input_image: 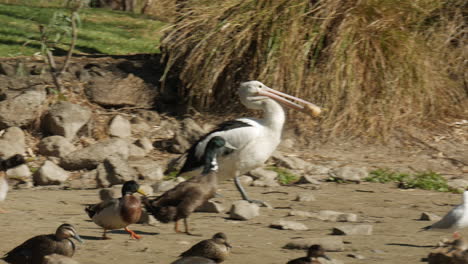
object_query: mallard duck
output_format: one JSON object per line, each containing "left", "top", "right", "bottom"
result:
{"left": 85, "top": 180, "right": 146, "bottom": 239}
{"left": 176, "top": 232, "right": 231, "bottom": 263}
{"left": 143, "top": 136, "right": 235, "bottom": 235}
{"left": 287, "top": 244, "right": 330, "bottom": 264}
{"left": 2, "top": 223, "right": 83, "bottom": 264}
{"left": 0, "top": 154, "right": 26, "bottom": 213}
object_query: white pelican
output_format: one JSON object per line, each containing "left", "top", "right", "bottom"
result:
{"left": 177, "top": 80, "right": 321, "bottom": 204}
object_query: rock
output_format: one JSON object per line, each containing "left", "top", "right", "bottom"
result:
{"left": 134, "top": 137, "right": 153, "bottom": 152}
{"left": 237, "top": 175, "right": 254, "bottom": 186}
{"left": 170, "top": 118, "right": 207, "bottom": 153}
{"left": 33, "top": 161, "right": 70, "bottom": 185}
{"left": 316, "top": 210, "right": 358, "bottom": 222}
{"left": 284, "top": 237, "right": 345, "bottom": 252}
{"left": 420, "top": 212, "right": 441, "bottom": 221}
{"left": 95, "top": 156, "right": 137, "bottom": 187}
{"left": 38, "top": 136, "right": 76, "bottom": 158}
{"left": 307, "top": 164, "right": 332, "bottom": 175}
{"left": 132, "top": 162, "right": 164, "bottom": 181}
{"left": 448, "top": 179, "right": 468, "bottom": 192}
{"left": 6, "top": 164, "right": 32, "bottom": 179}
{"left": 128, "top": 144, "right": 148, "bottom": 159}
{"left": 294, "top": 193, "right": 316, "bottom": 202}
{"left": 288, "top": 210, "right": 315, "bottom": 217}
{"left": 297, "top": 175, "right": 323, "bottom": 185}
{"left": 86, "top": 74, "right": 156, "bottom": 107}
{"left": 43, "top": 254, "right": 80, "bottom": 264}
{"left": 195, "top": 200, "right": 225, "bottom": 213}
{"left": 0, "top": 62, "right": 15, "bottom": 76}
{"left": 43, "top": 102, "right": 92, "bottom": 140}
{"left": 332, "top": 224, "right": 373, "bottom": 235}
{"left": 152, "top": 180, "right": 178, "bottom": 193}
{"left": 271, "top": 152, "right": 311, "bottom": 170}
{"left": 0, "top": 89, "right": 46, "bottom": 129}
{"left": 99, "top": 188, "right": 116, "bottom": 201}
{"left": 229, "top": 200, "right": 260, "bottom": 220}
{"left": 108, "top": 115, "right": 131, "bottom": 138}
{"left": 60, "top": 138, "right": 129, "bottom": 170}
{"left": 270, "top": 219, "right": 309, "bottom": 231}
{"left": 0, "top": 127, "right": 26, "bottom": 157}
{"left": 329, "top": 166, "right": 368, "bottom": 183}
{"left": 249, "top": 168, "right": 278, "bottom": 180}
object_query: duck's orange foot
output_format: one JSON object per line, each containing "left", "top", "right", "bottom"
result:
{"left": 0, "top": 207, "right": 8, "bottom": 213}
{"left": 125, "top": 227, "right": 141, "bottom": 240}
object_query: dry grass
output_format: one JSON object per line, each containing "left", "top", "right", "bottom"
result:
{"left": 159, "top": 0, "right": 467, "bottom": 139}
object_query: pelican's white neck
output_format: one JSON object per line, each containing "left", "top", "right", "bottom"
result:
{"left": 463, "top": 191, "right": 468, "bottom": 205}
{"left": 261, "top": 99, "right": 286, "bottom": 133}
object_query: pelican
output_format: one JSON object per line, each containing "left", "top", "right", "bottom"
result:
{"left": 177, "top": 80, "right": 321, "bottom": 204}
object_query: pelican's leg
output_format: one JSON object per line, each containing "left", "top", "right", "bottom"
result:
{"left": 175, "top": 220, "right": 182, "bottom": 233}
{"left": 124, "top": 227, "right": 141, "bottom": 240}
{"left": 234, "top": 176, "right": 269, "bottom": 207}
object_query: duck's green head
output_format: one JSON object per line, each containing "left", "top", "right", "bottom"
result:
{"left": 202, "top": 137, "right": 236, "bottom": 174}
{"left": 121, "top": 180, "right": 146, "bottom": 196}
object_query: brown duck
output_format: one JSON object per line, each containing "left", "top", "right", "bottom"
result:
{"left": 143, "top": 136, "right": 235, "bottom": 235}
{"left": 174, "top": 232, "right": 232, "bottom": 263}
{"left": 85, "top": 180, "right": 146, "bottom": 239}
{"left": 2, "top": 223, "right": 83, "bottom": 264}
{"left": 287, "top": 244, "right": 330, "bottom": 264}
{"left": 0, "top": 154, "right": 26, "bottom": 213}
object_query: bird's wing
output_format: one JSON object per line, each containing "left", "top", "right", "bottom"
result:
{"left": 179, "top": 118, "right": 261, "bottom": 174}
{"left": 3, "top": 235, "right": 55, "bottom": 262}
{"left": 85, "top": 198, "right": 119, "bottom": 218}
{"left": 180, "top": 240, "right": 210, "bottom": 257}
{"left": 430, "top": 204, "right": 465, "bottom": 229}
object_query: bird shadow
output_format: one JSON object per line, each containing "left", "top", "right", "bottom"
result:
{"left": 386, "top": 243, "right": 434, "bottom": 248}
{"left": 110, "top": 230, "right": 160, "bottom": 236}
{"left": 79, "top": 235, "right": 104, "bottom": 241}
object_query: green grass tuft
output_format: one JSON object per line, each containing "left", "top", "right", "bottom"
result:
{"left": 365, "top": 169, "right": 457, "bottom": 192}
{"left": 267, "top": 166, "right": 299, "bottom": 185}
{"left": 0, "top": 3, "right": 166, "bottom": 56}
{"left": 163, "top": 170, "right": 179, "bottom": 181}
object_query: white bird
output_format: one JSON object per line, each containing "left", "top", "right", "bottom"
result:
{"left": 422, "top": 191, "right": 468, "bottom": 233}
{"left": 0, "top": 154, "right": 26, "bottom": 213}
{"left": 177, "top": 80, "right": 321, "bottom": 204}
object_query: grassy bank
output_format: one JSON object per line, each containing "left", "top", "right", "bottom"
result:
{"left": 0, "top": 2, "right": 166, "bottom": 56}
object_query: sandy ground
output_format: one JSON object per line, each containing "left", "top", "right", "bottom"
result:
{"left": 1, "top": 179, "right": 465, "bottom": 264}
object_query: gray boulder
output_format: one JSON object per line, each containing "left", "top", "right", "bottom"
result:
{"left": 108, "top": 115, "right": 131, "bottom": 138}
{"left": 329, "top": 166, "right": 368, "bottom": 183}
{"left": 229, "top": 200, "right": 260, "bottom": 220}
{"left": 6, "top": 164, "right": 32, "bottom": 179}
{"left": 38, "top": 136, "right": 76, "bottom": 158}
{"left": 132, "top": 161, "right": 164, "bottom": 181}
{"left": 60, "top": 138, "right": 129, "bottom": 170}
{"left": 271, "top": 152, "right": 311, "bottom": 170}
{"left": 294, "top": 193, "right": 316, "bottom": 202}
{"left": 34, "top": 161, "right": 70, "bottom": 185}
{"left": 0, "top": 127, "right": 26, "bottom": 157}
{"left": 0, "top": 89, "right": 46, "bottom": 129}
{"left": 195, "top": 200, "right": 225, "bottom": 213}
{"left": 43, "top": 102, "right": 91, "bottom": 140}
{"left": 270, "top": 219, "right": 309, "bottom": 231}
{"left": 332, "top": 224, "right": 373, "bottom": 235}
{"left": 95, "top": 156, "right": 137, "bottom": 187}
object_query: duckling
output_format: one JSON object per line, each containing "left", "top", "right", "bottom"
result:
{"left": 0, "top": 154, "right": 26, "bottom": 213}
{"left": 171, "top": 256, "right": 216, "bottom": 264}
{"left": 85, "top": 180, "right": 146, "bottom": 240}
{"left": 287, "top": 244, "right": 330, "bottom": 264}
{"left": 2, "top": 223, "right": 83, "bottom": 264}
{"left": 176, "top": 232, "right": 231, "bottom": 263}
{"left": 143, "top": 136, "right": 235, "bottom": 235}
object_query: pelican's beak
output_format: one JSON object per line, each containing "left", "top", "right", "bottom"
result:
{"left": 258, "top": 86, "right": 321, "bottom": 117}
{"left": 73, "top": 234, "right": 84, "bottom": 244}
{"left": 137, "top": 188, "right": 147, "bottom": 196}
